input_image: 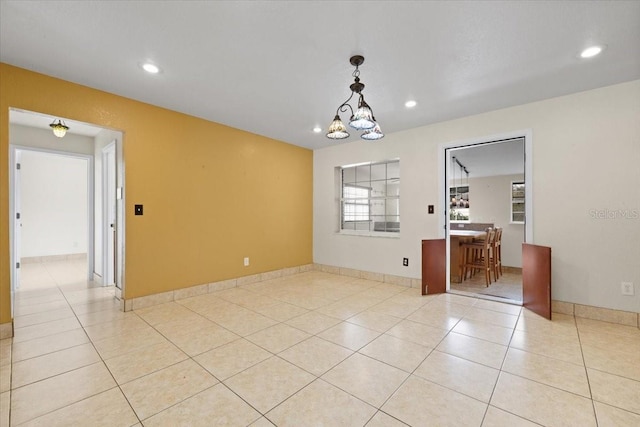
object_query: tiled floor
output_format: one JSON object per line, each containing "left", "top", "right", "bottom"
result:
{"left": 451, "top": 269, "right": 522, "bottom": 302}
{"left": 2, "top": 260, "right": 639, "bottom": 426}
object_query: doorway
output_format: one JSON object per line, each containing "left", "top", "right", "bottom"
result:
{"left": 439, "top": 131, "right": 533, "bottom": 304}
{"left": 8, "top": 109, "right": 125, "bottom": 313}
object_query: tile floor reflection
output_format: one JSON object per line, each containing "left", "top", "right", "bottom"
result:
{"left": 2, "top": 260, "right": 639, "bottom": 426}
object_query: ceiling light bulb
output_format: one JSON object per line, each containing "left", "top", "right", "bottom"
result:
{"left": 580, "top": 46, "right": 603, "bottom": 58}
{"left": 405, "top": 100, "right": 417, "bottom": 108}
{"left": 142, "top": 63, "right": 160, "bottom": 73}
{"left": 313, "top": 126, "right": 322, "bottom": 133}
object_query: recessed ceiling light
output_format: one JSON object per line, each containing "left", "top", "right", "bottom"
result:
{"left": 405, "top": 100, "right": 417, "bottom": 108}
{"left": 142, "top": 63, "right": 160, "bottom": 74}
{"left": 580, "top": 45, "right": 604, "bottom": 59}
{"left": 313, "top": 126, "right": 322, "bottom": 133}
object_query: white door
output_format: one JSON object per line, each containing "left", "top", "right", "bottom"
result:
{"left": 103, "top": 142, "right": 117, "bottom": 287}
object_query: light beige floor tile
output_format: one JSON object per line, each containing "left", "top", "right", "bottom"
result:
{"left": 491, "top": 372, "right": 597, "bottom": 426}
{"left": 134, "top": 302, "right": 198, "bottom": 326}
{"left": 365, "top": 411, "right": 407, "bottom": 427}
{"left": 10, "top": 300, "right": 79, "bottom": 319}
{"left": 576, "top": 317, "right": 640, "bottom": 339}
{"left": 13, "top": 307, "right": 75, "bottom": 328}
{"left": 347, "top": 310, "right": 402, "bottom": 333}
{"left": 316, "top": 300, "right": 366, "bottom": 320}
{"left": 121, "top": 359, "right": 218, "bottom": 420}
{"left": 516, "top": 311, "right": 577, "bottom": 336}
{"left": 266, "top": 379, "right": 377, "bottom": 426}
{"left": 578, "top": 327, "right": 640, "bottom": 355}
{"left": 250, "top": 416, "right": 276, "bottom": 426}
{"left": 369, "top": 300, "right": 419, "bottom": 318}
{"left": 318, "top": 322, "right": 380, "bottom": 351}
{"left": 593, "top": 401, "right": 640, "bottom": 427}
{"left": 208, "top": 308, "right": 278, "bottom": 336}
{"left": 0, "top": 391, "right": 9, "bottom": 427}
{"left": 10, "top": 362, "right": 116, "bottom": 425}
{"left": 13, "top": 316, "right": 81, "bottom": 343}
{"left": 414, "top": 350, "right": 499, "bottom": 402}
{"left": 463, "top": 307, "right": 519, "bottom": 329}
{"left": 360, "top": 333, "right": 432, "bottom": 373}
{"left": 84, "top": 315, "right": 151, "bottom": 342}
{"left": 153, "top": 315, "right": 217, "bottom": 337}
{"left": 502, "top": 347, "right": 590, "bottom": 397}
{"left": 254, "top": 302, "right": 309, "bottom": 322}
{"left": 407, "top": 304, "right": 463, "bottom": 330}
{"left": 70, "top": 297, "right": 122, "bottom": 315}
{"left": 481, "top": 405, "right": 539, "bottom": 426}
{"left": 510, "top": 329, "right": 584, "bottom": 365}
{"left": 439, "top": 293, "right": 479, "bottom": 306}
{"left": 386, "top": 319, "right": 450, "bottom": 348}
{"left": 436, "top": 332, "right": 507, "bottom": 369}
{"left": 382, "top": 375, "right": 486, "bottom": 426}
{"left": 273, "top": 292, "right": 333, "bottom": 310}
{"left": 285, "top": 311, "right": 342, "bottom": 335}
{"left": 104, "top": 341, "right": 188, "bottom": 384}
{"left": 246, "top": 323, "right": 311, "bottom": 353}
{"left": 76, "top": 308, "right": 137, "bottom": 327}
{"left": 13, "top": 293, "right": 65, "bottom": 308}
{"left": 11, "top": 328, "right": 89, "bottom": 362}
{"left": 452, "top": 318, "right": 514, "bottom": 345}
{"left": 225, "top": 356, "right": 315, "bottom": 413}
{"left": 93, "top": 328, "right": 166, "bottom": 360}
{"left": 322, "top": 353, "right": 408, "bottom": 407}
{"left": 164, "top": 324, "right": 239, "bottom": 357}
{"left": 582, "top": 343, "right": 640, "bottom": 381}
{"left": 0, "top": 365, "right": 9, "bottom": 393}
{"left": 588, "top": 368, "right": 640, "bottom": 414}
{"left": 0, "top": 340, "right": 10, "bottom": 367}
{"left": 474, "top": 299, "right": 522, "bottom": 316}
{"left": 279, "top": 337, "right": 353, "bottom": 376}
{"left": 194, "top": 338, "right": 272, "bottom": 380}
{"left": 144, "top": 383, "right": 261, "bottom": 427}
{"left": 18, "top": 387, "right": 138, "bottom": 427}
{"left": 11, "top": 343, "right": 101, "bottom": 388}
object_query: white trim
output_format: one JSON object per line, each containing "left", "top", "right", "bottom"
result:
{"left": 102, "top": 141, "right": 116, "bottom": 287}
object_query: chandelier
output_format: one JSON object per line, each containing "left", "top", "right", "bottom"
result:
{"left": 326, "top": 55, "right": 384, "bottom": 141}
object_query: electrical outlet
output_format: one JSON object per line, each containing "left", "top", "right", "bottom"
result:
{"left": 243, "top": 257, "right": 250, "bottom": 267}
{"left": 403, "top": 258, "right": 409, "bottom": 267}
{"left": 621, "top": 282, "right": 634, "bottom": 296}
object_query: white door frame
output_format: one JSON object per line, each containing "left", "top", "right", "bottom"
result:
{"left": 102, "top": 141, "right": 117, "bottom": 287}
{"left": 9, "top": 145, "right": 95, "bottom": 284}
{"left": 438, "top": 129, "right": 533, "bottom": 292}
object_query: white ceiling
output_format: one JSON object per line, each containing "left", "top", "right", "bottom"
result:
{"left": 1, "top": 1, "right": 639, "bottom": 150}
{"left": 450, "top": 139, "right": 524, "bottom": 178}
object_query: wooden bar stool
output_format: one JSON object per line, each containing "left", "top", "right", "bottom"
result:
{"left": 461, "top": 228, "right": 495, "bottom": 286}
{"left": 493, "top": 227, "right": 503, "bottom": 280}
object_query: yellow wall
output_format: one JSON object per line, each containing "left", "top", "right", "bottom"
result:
{"left": 0, "top": 63, "right": 313, "bottom": 324}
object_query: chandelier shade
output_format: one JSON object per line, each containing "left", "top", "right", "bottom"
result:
{"left": 326, "top": 115, "right": 350, "bottom": 140}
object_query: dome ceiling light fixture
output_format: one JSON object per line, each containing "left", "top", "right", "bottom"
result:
{"left": 326, "top": 55, "right": 384, "bottom": 141}
{"left": 49, "top": 119, "right": 69, "bottom": 138}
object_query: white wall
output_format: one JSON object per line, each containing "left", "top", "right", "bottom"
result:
{"left": 314, "top": 80, "right": 640, "bottom": 313}
{"left": 20, "top": 151, "right": 88, "bottom": 257}
{"left": 467, "top": 174, "right": 525, "bottom": 268}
